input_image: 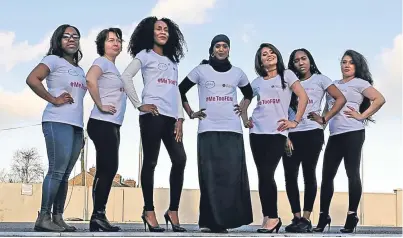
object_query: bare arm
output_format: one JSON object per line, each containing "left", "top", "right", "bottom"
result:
{"left": 360, "top": 87, "right": 386, "bottom": 119}
{"left": 86, "top": 65, "right": 103, "bottom": 110}
{"left": 26, "top": 63, "right": 72, "bottom": 106}
{"left": 323, "top": 85, "right": 346, "bottom": 122}
{"left": 290, "top": 81, "right": 308, "bottom": 123}
{"left": 86, "top": 65, "right": 116, "bottom": 114}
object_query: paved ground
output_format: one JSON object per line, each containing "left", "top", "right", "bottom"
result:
{"left": 0, "top": 223, "right": 401, "bottom": 236}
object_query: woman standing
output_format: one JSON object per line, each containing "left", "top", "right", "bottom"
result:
{"left": 179, "top": 34, "right": 254, "bottom": 233}
{"left": 26, "top": 24, "right": 86, "bottom": 232}
{"left": 241, "top": 43, "right": 308, "bottom": 233}
{"left": 283, "top": 48, "right": 346, "bottom": 233}
{"left": 120, "top": 16, "right": 187, "bottom": 232}
{"left": 313, "top": 50, "right": 385, "bottom": 233}
{"left": 86, "top": 28, "right": 126, "bottom": 232}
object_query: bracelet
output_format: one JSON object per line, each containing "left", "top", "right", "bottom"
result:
{"left": 293, "top": 120, "right": 299, "bottom": 125}
{"left": 321, "top": 117, "right": 326, "bottom": 125}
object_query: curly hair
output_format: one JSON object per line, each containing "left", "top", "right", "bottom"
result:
{"left": 95, "top": 28, "right": 123, "bottom": 56}
{"left": 288, "top": 48, "right": 322, "bottom": 112}
{"left": 128, "top": 16, "right": 187, "bottom": 63}
{"left": 46, "top": 24, "right": 82, "bottom": 66}
{"left": 342, "top": 49, "right": 374, "bottom": 124}
{"left": 255, "top": 43, "right": 286, "bottom": 89}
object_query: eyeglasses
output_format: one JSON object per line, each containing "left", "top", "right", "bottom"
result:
{"left": 62, "top": 33, "right": 80, "bottom": 41}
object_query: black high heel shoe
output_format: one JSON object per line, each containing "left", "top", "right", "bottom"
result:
{"left": 164, "top": 211, "right": 186, "bottom": 232}
{"left": 89, "top": 212, "right": 120, "bottom": 232}
{"left": 312, "top": 213, "right": 331, "bottom": 232}
{"left": 141, "top": 210, "right": 165, "bottom": 232}
{"left": 257, "top": 217, "right": 282, "bottom": 233}
{"left": 340, "top": 213, "right": 359, "bottom": 233}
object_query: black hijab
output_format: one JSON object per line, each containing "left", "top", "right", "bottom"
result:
{"left": 200, "top": 34, "right": 232, "bottom": 72}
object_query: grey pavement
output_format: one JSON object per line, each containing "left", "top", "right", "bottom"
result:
{"left": 0, "top": 223, "right": 401, "bottom": 237}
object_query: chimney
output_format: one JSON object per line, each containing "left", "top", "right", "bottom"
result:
{"left": 124, "top": 179, "right": 136, "bottom": 187}
{"left": 89, "top": 166, "right": 96, "bottom": 176}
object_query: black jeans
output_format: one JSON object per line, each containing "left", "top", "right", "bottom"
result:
{"left": 250, "top": 133, "right": 287, "bottom": 218}
{"left": 282, "top": 129, "right": 324, "bottom": 214}
{"left": 87, "top": 118, "right": 120, "bottom": 213}
{"left": 139, "top": 114, "right": 187, "bottom": 211}
{"left": 319, "top": 129, "right": 365, "bottom": 214}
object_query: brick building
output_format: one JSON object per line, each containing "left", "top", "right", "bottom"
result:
{"left": 68, "top": 166, "right": 136, "bottom": 187}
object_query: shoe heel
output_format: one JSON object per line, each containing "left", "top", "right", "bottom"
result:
{"left": 141, "top": 216, "right": 147, "bottom": 232}
{"left": 165, "top": 216, "right": 169, "bottom": 230}
{"left": 327, "top": 221, "right": 331, "bottom": 232}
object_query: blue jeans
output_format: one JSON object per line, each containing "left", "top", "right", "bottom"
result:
{"left": 40, "top": 122, "right": 83, "bottom": 214}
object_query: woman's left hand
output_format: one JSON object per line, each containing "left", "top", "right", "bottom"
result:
{"left": 277, "top": 119, "right": 298, "bottom": 132}
{"left": 343, "top": 106, "right": 364, "bottom": 121}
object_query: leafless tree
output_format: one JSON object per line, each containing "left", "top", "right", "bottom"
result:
{"left": 10, "top": 148, "right": 44, "bottom": 184}
{"left": 0, "top": 168, "right": 9, "bottom": 183}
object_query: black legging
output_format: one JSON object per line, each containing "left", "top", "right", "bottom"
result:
{"left": 319, "top": 129, "right": 365, "bottom": 214}
{"left": 139, "top": 113, "right": 187, "bottom": 211}
{"left": 282, "top": 129, "right": 324, "bottom": 214}
{"left": 250, "top": 133, "right": 287, "bottom": 218}
{"left": 87, "top": 118, "right": 120, "bottom": 213}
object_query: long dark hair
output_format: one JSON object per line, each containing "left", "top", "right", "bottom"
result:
{"left": 255, "top": 43, "right": 286, "bottom": 89}
{"left": 128, "top": 16, "right": 187, "bottom": 63}
{"left": 288, "top": 48, "right": 322, "bottom": 112}
{"left": 342, "top": 49, "right": 374, "bottom": 124}
{"left": 46, "top": 24, "right": 82, "bottom": 66}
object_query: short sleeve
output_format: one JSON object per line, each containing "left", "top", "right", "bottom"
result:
{"left": 187, "top": 66, "right": 201, "bottom": 84}
{"left": 40, "top": 55, "right": 58, "bottom": 72}
{"left": 320, "top": 75, "right": 333, "bottom": 90}
{"left": 134, "top": 49, "right": 149, "bottom": 68}
{"left": 250, "top": 77, "right": 260, "bottom": 97}
{"left": 284, "top": 69, "right": 299, "bottom": 88}
{"left": 356, "top": 78, "right": 372, "bottom": 93}
{"left": 92, "top": 57, "right": 108, "bottom": 73}
{"left": 237, "top": 70, "right": 249, "bottom": 87}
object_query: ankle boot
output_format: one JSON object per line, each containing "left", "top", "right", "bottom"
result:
{"left": 89, "top": 212, "right": 120, "bottom": 232}
{"left": 52, "top": 213, "right": 76, "bottom": 232}
{"left": 34, "top": 211, "right": 65, "bottom": 232}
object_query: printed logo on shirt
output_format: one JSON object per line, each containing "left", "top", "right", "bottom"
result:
{"left": 68, "top": 69, "right": 81, "bottom": 77}
{"left": 205, "top": 81, "right": 215, "bottom": 89}
{"left": 157, "top": 63, "right": 168, "bottom": 71}
{"left": 271, "top": 85, "right": 283, "bottom": 89}
{"left": 206, "top": 96, "right": 233, "bottom": 102}
{"left": 222, "top": 83, "right": 233, "bottom": 88}
{"left": 257, "top": 98, "right": 281, "bottom": 105}
{"left": 157, "top": 78, "right": 178, "bottom": 86}
{"left": 70, "top": 81, "right": 87, "bottom": 91}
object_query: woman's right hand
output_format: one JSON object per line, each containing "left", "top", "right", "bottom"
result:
{"left": 139, "top": 104, "right": 159, "bottom": 116}
{"left": 52, "top": 92, "right": 74, "bottom": 106}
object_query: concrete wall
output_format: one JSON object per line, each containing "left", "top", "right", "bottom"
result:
{"left": 0, "top": 183, "right": 401, "bottom": 227}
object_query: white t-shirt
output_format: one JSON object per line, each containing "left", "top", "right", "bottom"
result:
{"left": 249, "top": 69, "right": 299, "bottom": 137}
{"left": 288, "top": 74, "right": 333, "bottom": 132}
{"left": 327, "top": 77, "right": 372, "bottom": 136}
{"left": 41, "top": 55, "right": 87, "bottom": 128}
{"left": 187, "top": 64, "right": 249, "bottom": 134}
{"left": 135, "top": 49, "right": 181, "bottom": 119}
{"left": 89, "top": 57, "right": 127, "bottom": 125}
